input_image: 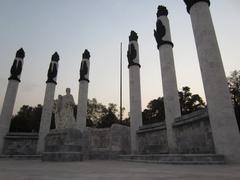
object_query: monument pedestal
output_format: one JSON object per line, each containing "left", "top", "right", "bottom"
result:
{"left": 41, "top": 128, "right": 83, "bottom": 161}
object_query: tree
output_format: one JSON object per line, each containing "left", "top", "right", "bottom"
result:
{"left": 227, "top": 70, "right": 240, "bottom": 130}
{"left": 142, "top": 97, "right": 165, "bottom": 125}
{"left": 95, "top": 102, "right": 120, "bottom": 128}
{"left": 86, "top": 98, "right": 123, "bottom": 128}
{"left": 142, "top": 86, "right": 206, "bottom": 124}
{"left": 10, "top": 104, "right": 56, "bottom": 132}
{"left": 9, "top": 98, "right": 123, "bottom": 131}
{"left": 121, "top": 117, "right": 130, "bottom": 126}
{"left": 10, "top": 105, "right": 42, "bottom": 132}
{"left": 86, "top": 98, "right": 108, "bottom": 126}
{"left": 96, "top": 109, "right": 119, "bottom": 128}
{"left": 179, "top": 86, "right": 205, "bottom": 115}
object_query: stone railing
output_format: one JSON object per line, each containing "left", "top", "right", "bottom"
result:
{"left": 173, "top": 109, "right": 215, "bottom": 154}
{"left": 137, "top": 109, "right": 215, "bottom": 154}
{"left": 3, "top": 132, "right": 38, "bottom": 155}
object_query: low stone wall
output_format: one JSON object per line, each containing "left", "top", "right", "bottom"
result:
{"left": 43, "top": 128, "right": 83, "bottom": 161}
{"left": 2, "top": 111, "right": 214, "bottom": 158}
{"left": 2, "top": 124, "right": 130, "bottom": 159}
{"left": 3, "top": 132, "right": 38, "bottom": 155}
{"left": 86, "top": 124, "right": 130, "bottom": 159}
{"left": 42, "top": 124, "right": 130, "bottom": 160}
{"left": 137, "top": 122, "right": 168, "bottom": 154}
{"left": 137, "top": 109, "right": 215, "bottom": 154}
{"left": 173, "top": 109, "right": 215, "bottom": 153}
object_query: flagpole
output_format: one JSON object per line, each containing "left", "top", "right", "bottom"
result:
{"left": 120, "top": 42, "right": 123, "bottom": 122}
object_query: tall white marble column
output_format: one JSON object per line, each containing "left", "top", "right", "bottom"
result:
{"left": 127, "top": 31, "right": 143, "bottom": 153}
{"left": 184, "top": 0, "right": 240, "bottom": 162}
{"left": 37, "top": 52, "right": 59, "bottom": 153}
{"left": 154, "top": 6, "right": 181, "bottom": 153}
{"left": 76, "top": 50, "right": 90, "bottom": 131}
{"left": 0, "top": 48, "right": 25, "bottom": 153}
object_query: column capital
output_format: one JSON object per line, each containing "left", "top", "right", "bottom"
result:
{"left": 8, "top": 48, "right": 25, "bottom": 82}
{"left": 16, "top": 48, "right": 25, "bottom": 58}
{"left": 154, "top": 17, "right": 174, "bottom": 49}
{"left": 79, "top": 50, "right": 90, "bottom": 82}
{"left": 184, "top": 0, "right": 210, "bottom": 13}
{"left": 46, "top": 52, "right": 59, "bottom": 84}
{"left": 128, "top": 31, "right": 141, "bottom": 68}
{"left": 82, "top": 49, "right": 90, "bottom": 59}
{"left": 51, "top": 52, "right": 59, "bottom": 62}
{"left": 129, "top": 31, "right": 138, "bottom": 42}
{"left": 156, "top": 5, "right": 168, "bottom": 17}
{"left": 127, "top": 43, "right": 141, "bottom": 68}
{"left": 79, "top": 60, "right": 90, "bottom": 83}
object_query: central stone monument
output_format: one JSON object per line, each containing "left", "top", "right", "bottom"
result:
{"left": 53, "top": 88, "right": 76, "bottom": 129}
{"left": 42, "top": 89, "right": 83, "bottom": 161}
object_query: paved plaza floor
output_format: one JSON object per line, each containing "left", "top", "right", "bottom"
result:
{"left": 0, "top": 159, "right": 240, "bottom": 180}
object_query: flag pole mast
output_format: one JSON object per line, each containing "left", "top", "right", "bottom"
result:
{"left": 120, "top": 42, "right": 123, "bottom": 122}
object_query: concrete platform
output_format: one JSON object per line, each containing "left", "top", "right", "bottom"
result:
{"left": 0, "top": 159, "right": 240, "bottom": 180}
{"left": 119, "top": 154, "right": 225, "bottom": 164}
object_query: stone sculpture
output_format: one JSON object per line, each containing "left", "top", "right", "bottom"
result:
{"left": 79, "top": 50, "right": 90, "bottom": 82}
{"left": 154, "top": 6, "right": 173, "bottom": 49}
{"left": 8, "top": 48, "right": 25, "bottom": 82}
{"left": 127, "top": 31, "right": 140, "bottom": 68}
{"left": 46, "top": 52, "right": 59, "bottom": 84}
{"left": 54, "top": 88, "right": 76, "bottom": 129}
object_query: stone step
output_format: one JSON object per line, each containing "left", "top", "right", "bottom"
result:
{"left": 89, "top": 151, "right": 120, "bottom": 160}
{"left": 45, "top": 145, "right": 82, "bottom": 152}
{"left": 42, "top": 152, "right": 83, "bottom": 161}
{"left": 118, "top": 154, "right": 225, "bottom": 164}
{"left": 0, "top": 154, "right": 41, "bottom": 160}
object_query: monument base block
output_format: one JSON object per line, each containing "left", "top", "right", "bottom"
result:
{"left": 42, "top": 152, "right": 83, "bottom": 161}
{"left": 119, "top": 154, "right": 225, "bottom": 164}
{"left": 41, "top": 128, "right": 83, "bottom": 161}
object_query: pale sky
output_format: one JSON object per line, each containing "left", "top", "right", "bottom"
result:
{"left": 0, "top": 0, "right": 240, "bottom": 118}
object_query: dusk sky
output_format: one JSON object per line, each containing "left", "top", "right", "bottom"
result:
{"left": 0, "top": 0, "right": 240, "bottom": 117}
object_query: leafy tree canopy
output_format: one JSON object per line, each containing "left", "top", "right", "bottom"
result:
{"left": 10, "top": 104, "right": 42, "bottom": 132}
{"left": 142, "top": 86, "right": 206, "bottom": 125}
{"left": 228, "top": 70, "right": 240, "bottom": 105}
{"left": 10, "top": 98, "right": 126, "bottom": 132}
{"left": 227, "top": 70, "right": 240, "bottom": 130}
{"left": 179, "top": 86, "right": 205, "bottom": 115}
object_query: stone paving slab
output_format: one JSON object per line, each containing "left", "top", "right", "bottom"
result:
{"left": 0, "top": 159, "right": 240, "bottom": 180}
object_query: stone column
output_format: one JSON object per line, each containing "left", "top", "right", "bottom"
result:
{"left": 0, "top": 48, "right": 25, "bottom": 153}
{"left": 184, "top": 0, "right": 240, "bottom": 162}
{"left": 37, "top": 52, "right": 59, "bottom": 153}
{"left": 127, "top": 31, "right": 143, "bottom": 153}
{"left": 76, "top": 50, "right": 90, "bottom": 131}
{"left": 154, "top": 6, "right": 181, "bottom": 153}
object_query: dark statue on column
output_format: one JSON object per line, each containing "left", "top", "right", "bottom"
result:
{"left": 154, "top": 19, "right": 166, "bottom": 49}
{"left": 46, "top": 52, "right": 59, "bottom": 84}
{"left": 8, "top": 48, "right": 25, "bottom": 82}
{"left": 127, "top": 31, "right": 140, "bottom": 68}
{"left": 79, "top": 49, "right": 90, "bottom": 82}
{"left": 154, "top": 6, "right": 173, "bottom": 49}
{"left": 184, "top": 0, "right": 210, "bottom": 13}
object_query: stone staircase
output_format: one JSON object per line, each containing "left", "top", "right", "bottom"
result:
{"left": 0, "top": 154, "right": 41, "bottom": 160}
{"left": 42, "top": 145, "right": 83, "bottom": 161}
{"left": 42, "top": 152, "right": 83, "bottom": 161}
{"left": 118, "top": 154, "right": 225, "bottom": 164}
{"left": 41, "top": 129, "right": 84, "bottom": 161}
